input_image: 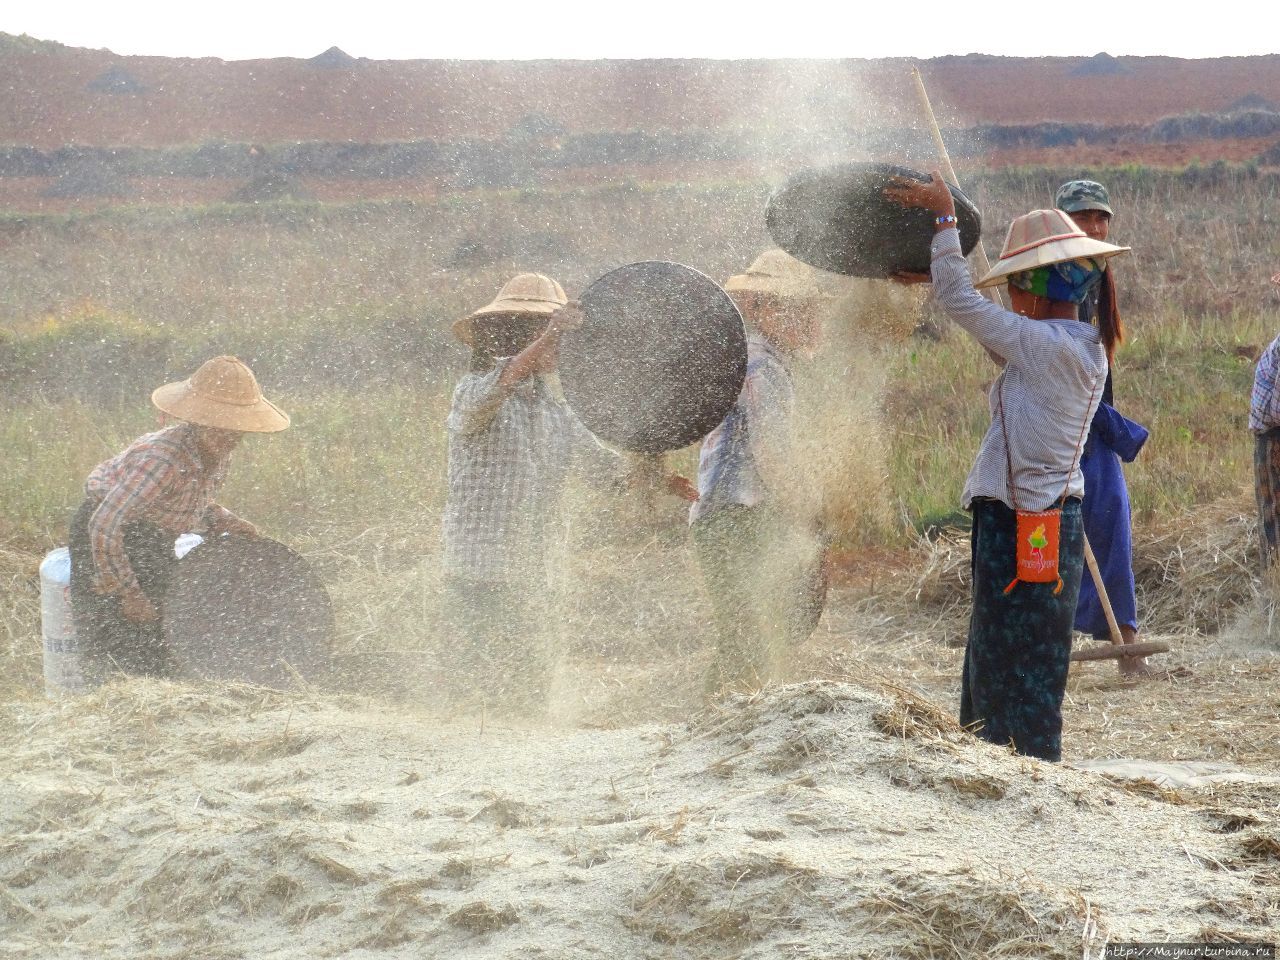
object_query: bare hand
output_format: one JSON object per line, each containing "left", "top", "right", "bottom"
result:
{"left": 120, "top": 591, "right": 159, "bottom": 624}
{"left": 666, "top": 473, "right": 699, "bottom": 503}
{"left": 890, "top": 270, "right": 932, "bottom": 286}
{"left": 547, "top": 301, "right": 584, "bottom": 336}
{"left": 214, "top": 516, "right": 259, "bottom": 539}
{"left": 884, "top": 170, "right": 956, "bottom": 218}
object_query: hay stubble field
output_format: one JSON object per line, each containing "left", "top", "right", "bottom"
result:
{"left": 2, "top": 40, "right": 1280, "bottom": 959}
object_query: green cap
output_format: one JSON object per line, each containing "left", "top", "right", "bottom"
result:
{"left": 1055, "top": 180, "right": 1113, "bottom": 216}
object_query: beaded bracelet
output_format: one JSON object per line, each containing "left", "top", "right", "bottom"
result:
{"left": 935, "top": 215, "right": 958, "bottom": 226}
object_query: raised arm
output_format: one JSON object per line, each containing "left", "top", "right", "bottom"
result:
{"left": 886, "top": 171, "right": 1062, "bottom": 382}
{"left": 452, "top": 305, "right": 582, "bottom": 436}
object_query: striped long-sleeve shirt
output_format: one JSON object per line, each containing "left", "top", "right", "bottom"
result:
{"left": 84, "top": 424, "right": 233, "bottom": 597}
{"left": 931, "top": 228, "right": 1108, "bottom": 512}
{"left": 1250, "top": 334, "right": 1280, "bottom": 432}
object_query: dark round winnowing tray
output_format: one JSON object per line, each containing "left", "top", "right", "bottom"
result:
{"left": 164, "top": 535, "right": 333, "bottom": 689}
{"left": 558, "top": 261, "right": 747, "bottom": 454}
{"left": 766, "top": 161, "right": 983, "bottom": 278}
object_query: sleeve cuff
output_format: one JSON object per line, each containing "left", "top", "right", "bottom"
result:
{"left": 930, "top": 226, "right": 963, "bottom": 259}
{"left": 476, "top": 357, "right": 514, "bottom": 399}
{"left": 203, "top": 503, "right": 235, "bottom": 530}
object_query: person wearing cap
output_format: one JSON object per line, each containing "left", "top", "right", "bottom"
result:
{"left": 1250, "top": 273, "right": 1280, "bottom": 578}
{"left": 887, "top": 173, "right": 1129, "bottom": 761}
{"left": 68, "top": 356, "right": 290, "bottom": 682}
{"left": 692, "top": 250, "right": 828, "bottom": 695}
{"left": 1055, "top": 180, "right": 1152, "bottom": 677}
{"left": 442, "top": 273, "right": 696, "bottom": 712}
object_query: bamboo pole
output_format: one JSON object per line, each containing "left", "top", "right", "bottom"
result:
{"left": 910, "top": 65, "right": 1134, "bottom": 654}
{"left": 910, "top": 67, "right": 1006, "bottom": 311}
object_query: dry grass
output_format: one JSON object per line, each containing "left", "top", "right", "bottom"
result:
{"left": 870, "top": 682, "right": 968, "bottom": 744}
{"left": 0, "top": 553, "right": 41, "bottom": 699}
{"left": 1238, "top": 831, "right": 1280, "bottom": 864}
{"left": 446, "top": 901, "right": 519, "bottom": 934}
{"left": 1067, "top": 652, "right": 1280, "bottom": 769}
{"left": 3, "top": 659, "right": 1278, "bottom": 955}
{"left": 1132, "top": 494, "right": 1261, "bottom": 635}
{"left": 625, "top": 857, "right": 812, "bottom": 948}
{"left": 865, "top": 873, "right": 1091, "bottom": 960}
{"left": 895, "top": 532, "right": 972, "bottom": 619}
{"left": 872, "top": 491, "right": 1269, "bottom": 640}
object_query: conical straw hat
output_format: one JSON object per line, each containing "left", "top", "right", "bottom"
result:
{"left": 453, "top": 273, "right": 568, "bottom": 344}
{"left": 724, "top": 249, "right": 826, "bottom": 301}
{"left": 151, "top": 356, "right": 290, "bottom": 433}
{"left": 976, "top": 209, "right": 1129, "bottom": 289}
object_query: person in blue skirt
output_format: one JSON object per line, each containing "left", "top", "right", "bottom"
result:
{"left": 1055, "top": 180, "right": 1154, "bottom": 678}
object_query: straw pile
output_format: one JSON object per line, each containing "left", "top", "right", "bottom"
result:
{"left": 1131, "top": 495, "right": 1260, "bottom": 636}
{"left": 4, "top": 678, "right": 1275, "bottom": 957}
{"left": 865, "top": 872, "right": 1088, "bottom": 960}
{"left": 3, "top": 466, "right": 1278, "bottom": 955}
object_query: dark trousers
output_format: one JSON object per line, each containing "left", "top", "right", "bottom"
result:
{"left": 961, "top": 498, "right": 1084, "bottom": 762}
{"left": 68, "top": 498, "right": 176, "bottom": 682}
{"left": 1255, "top": 430, "right": 1280, "bottom": 576}
{"left": 692, "top": 505, "right": 827, "bottom": 692}
{"left": 442, "top": 576, "right": 547, "bottom": 711}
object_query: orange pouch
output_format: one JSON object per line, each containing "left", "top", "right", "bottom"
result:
{"left": 1006, "top": 508, "right": 1062, "bottom": 594}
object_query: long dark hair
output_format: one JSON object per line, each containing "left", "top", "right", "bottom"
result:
{"left": 1097, "top": 268, "right": 1124, "bottom": 364}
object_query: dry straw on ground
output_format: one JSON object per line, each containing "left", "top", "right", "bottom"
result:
{"left": 884, "top": 491, "right": 1266, "bottom": 640}
{"left": 865, "top": 872, "right": 1091, "bottom": 960}
{"left": 6, "top": 678, "right": 1275, "bottom": 957}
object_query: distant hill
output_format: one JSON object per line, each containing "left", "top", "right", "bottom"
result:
{"left": 1, "top": 34, "right": 1279, "bottom": 149}
{"left": 308, "top": 46, "right": 358, "bottom": 69}
{"left": 1070, "top": 52, "right": 1131, "bottom": 77}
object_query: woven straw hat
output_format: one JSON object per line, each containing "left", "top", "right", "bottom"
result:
{"left": 724, "top": 249, "right": 827, "bottom": 301}
{"left": 453, "top": 273, "right": 568, "bottom": 344}
{"left": 976, "top": 209, "right": 1129, "bottom": 289}
{"left": 151, "top": 356, "right": 290, "bottom": 433}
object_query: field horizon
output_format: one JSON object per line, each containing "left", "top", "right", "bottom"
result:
{"left": 3, "top": 46, "right": 1280, "bottom": 957}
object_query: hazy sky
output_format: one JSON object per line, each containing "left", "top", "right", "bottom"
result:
{"left": 5, "top": 0, "right": 1276, "bottom": 60}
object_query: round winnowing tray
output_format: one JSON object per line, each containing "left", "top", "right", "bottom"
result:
{"left": 164, "top": 535, "right": 333, "bottom": 688}
{"left": 767, "top": 161, "right": 982, "bottom": 278}
{"left": 559, "top": 260, "right": 747, "bottom": 453}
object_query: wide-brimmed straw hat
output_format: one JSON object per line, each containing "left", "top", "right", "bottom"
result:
{"left": 151, "top": 356, "right": 290, "bottom": 433}
{"left": 976, "top": 209, "right": 1130, "bottom": 290}
{"left": 724, "top": 249, "right": 828, "bottom": 302}
{"left": 453, "top": 273, "right": 568, "bottom": 344}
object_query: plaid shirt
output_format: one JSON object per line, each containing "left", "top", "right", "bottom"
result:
{"left": 84, "top": 423, "right": 233, "bottom": 596}
{"left": 441, "top": 362, "right": 619, "bottom": 583}
{"left": 691, "top": 335, "right": 794, "bottom": 523}
{"left": 1251, "top": 334, "right": 1280, "bottom": 432}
